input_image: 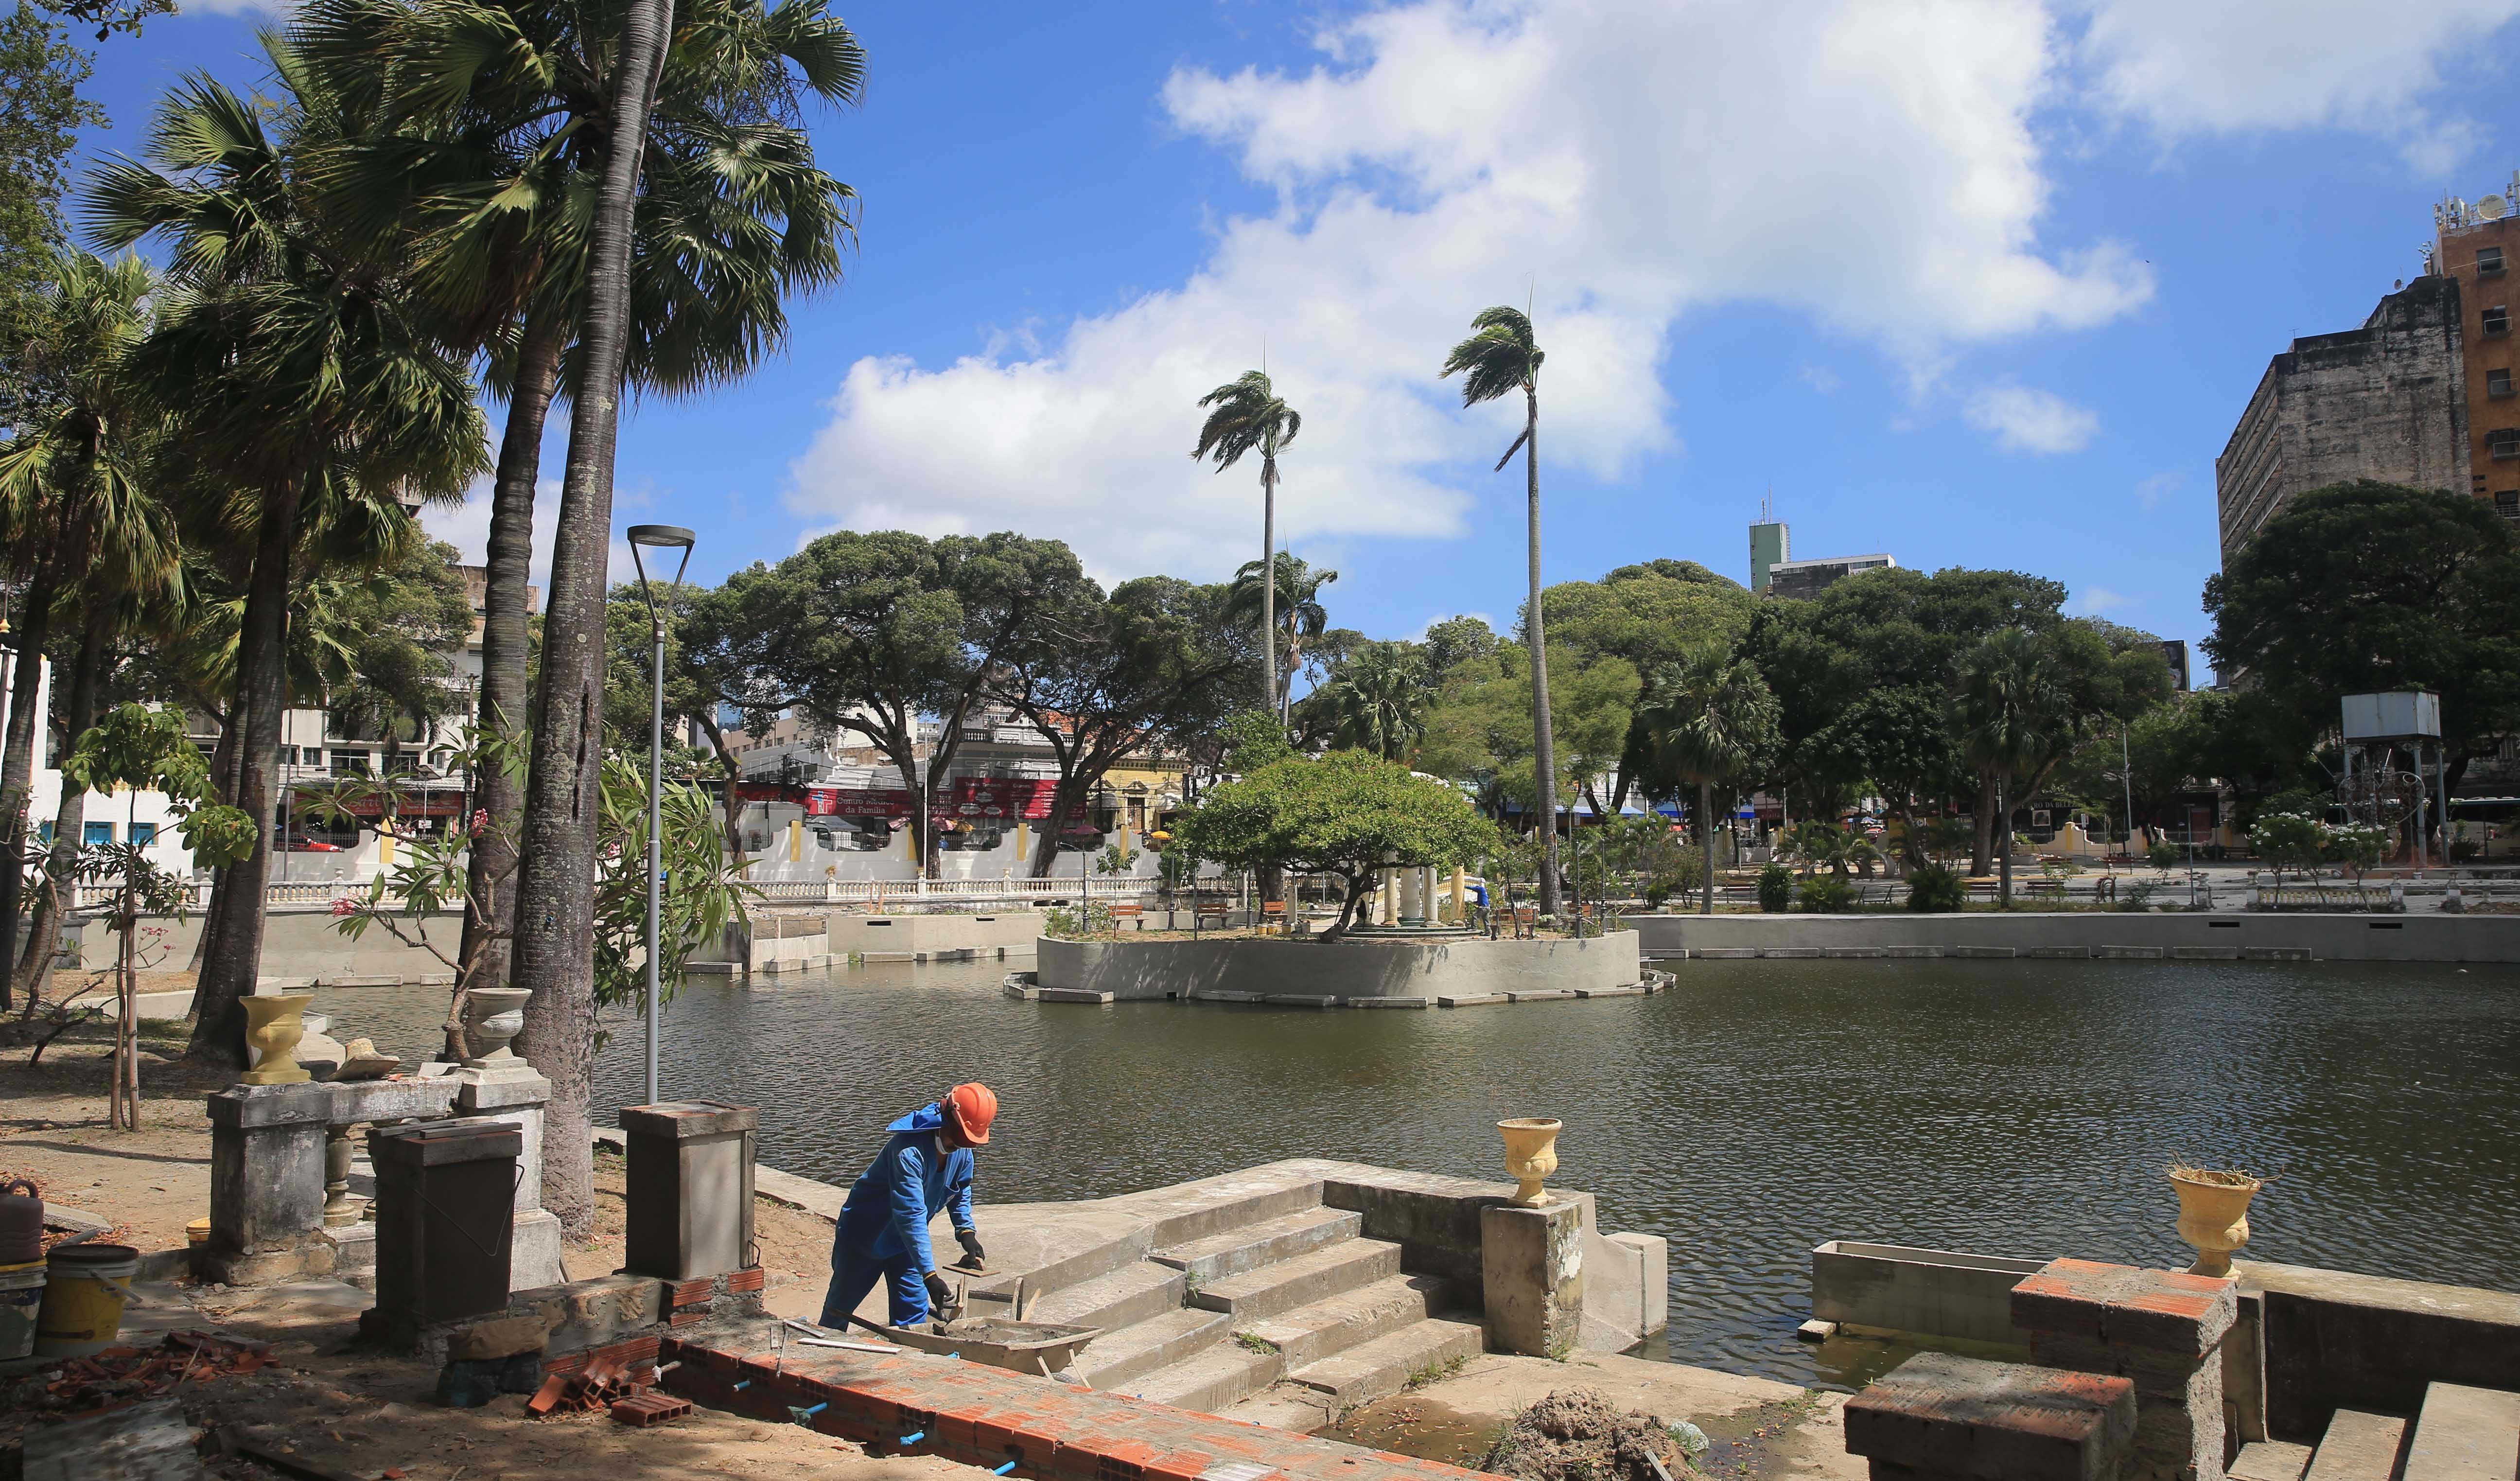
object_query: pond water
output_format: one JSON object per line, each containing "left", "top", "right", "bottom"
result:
{"left": 312, "top": 956, "right": 2520, "bottom": 1386}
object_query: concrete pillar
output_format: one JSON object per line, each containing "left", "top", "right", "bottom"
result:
{"left": 453, "top": 1064, "right": 565, "bottom": 1289}
{"left": 1399, "top": 868, "right": 1426, "bottom": 926}
{"left": 2011, "top": 1259, "right": 2237, "bottom": 1481}
{"left": 788, "top": 817, "right": 803, "bottom": 863}
{"left": 1481, "top": 1200, "right": 1585, "bottom": 1358}
{"left": 1845, "top": 1352, "right": 2136, "bottom": 1481}
{"left": 1378, "top": 868, "right": 1398, "bottom": 926}
{"left": 622, "top": 1101, "right": 759, "bottom": 1282}
{"left": 1450, "top": 865, "right": 1468, "bottom": 924}
{"left": 205, "top": 1083, "right": 335, "bottom": 1285}
{"left": 363, "top": 1117, "right": 522, "bottom": 1347}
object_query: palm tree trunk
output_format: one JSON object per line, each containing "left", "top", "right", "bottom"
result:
{"left": 1970, "top": 775, "right": 1996, "bottom": 876}
{"left": 1260, "top": 460, "right": 1276, "bottom": 729}
{"left": 1698, "top": 780, "right": 1715, "bottom": 916}
{"left": 1997, "top": 776, "right": 2012, "bottom": 909}
{"left": 187, "top": 715, "right": 244, "bottom": 976}
{"left": 12, "top": 613, "right": 107, "bottom": 1004}
{"left": 459, "top": 304, "right": 565, "bottom": 996}
{"left": 510, "top": 0, "right": 680, "bottom": 1238}
{"left": 1522, "top": 388, "right": 1560, "bottom": 917}
{"left": 0, "top": 567, "right": 58, "bottom": 1008}
{"left": 187, "top": 475, "right": 304, "bottom": 1066}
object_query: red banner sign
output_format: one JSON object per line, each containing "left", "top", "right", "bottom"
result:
{"left": 735, "top": 777, "right": 1067, "bottom": 822}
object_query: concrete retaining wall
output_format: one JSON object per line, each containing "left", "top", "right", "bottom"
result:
{"left": 1625, "top": 911, "right": 2520, "bottom": 963}
{"left": 67, "top": 909, "right": 466, "bottom": 985}
{"left": 827, "top": 911, "right": 1046, "bottom": 958}
{"left": 1811, "top": 1240, "right": 2048, "bottom": 1346}
{"left": 1034, "top": 931, "right": 1643, "bottom": 1001}
{"left": 2240, "top": 1260, "right": 2520, "bottom": 1442}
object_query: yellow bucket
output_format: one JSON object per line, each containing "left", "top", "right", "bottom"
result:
{"left": 35, "top": 1243, "right": 138, "bottom": 1358}
{"left": 0, "top": 1258, "right": 44, "bottom": 1361}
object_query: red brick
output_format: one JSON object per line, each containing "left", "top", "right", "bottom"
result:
{"left": 727, "top": 1267, "right": 767, "bottom": 1294}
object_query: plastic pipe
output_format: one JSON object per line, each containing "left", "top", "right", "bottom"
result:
{"left": 899, "top": 1431, "right": 926, "bottom": 1446}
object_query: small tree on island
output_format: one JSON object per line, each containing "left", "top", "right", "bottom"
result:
{"left": 1172, "top": 749, "right": 1499, "bottom": 939}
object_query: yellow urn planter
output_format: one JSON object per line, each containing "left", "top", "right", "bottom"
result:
{"left": 2170, "top": 1168, "right": 2262, "bottom": 1277}
{"left": 1498, "top": 1117, "right": 1563, "bottom": 1207}
{"left": 239, "top": 994, "right": 316, "bottom": 1086}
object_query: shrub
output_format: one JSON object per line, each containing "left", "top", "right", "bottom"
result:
{"left": 2451, "top": 838, "right": 2484, "bottom": 864}
{"left": 2249, "top": 811, "right": 2327, "bottom": 881}
{"left": 2146, "top": 840, "right": 2180, "bottom": 870}
{"left": 1756, "top": 862, "right": 1793, "bottom": 913}
{"left": 1905, "top": 864, "right": 1964, "bottom": 912}
{"left": 1797, "top": 875, "right": 1853, "bottom": 914}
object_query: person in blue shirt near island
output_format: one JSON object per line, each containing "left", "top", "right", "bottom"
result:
{"left": 819, "top": 1082, "right": 998, "bottom": 1332}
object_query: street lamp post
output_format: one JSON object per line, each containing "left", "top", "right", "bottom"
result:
{"left": 627, "top": 524, "right": 696, "bottom": 1109}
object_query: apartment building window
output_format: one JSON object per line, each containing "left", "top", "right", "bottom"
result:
{"left": 2494, "top": 368, "right": 2516, "bottom": 398}
{"left": 2484, "top": 246, "right": 2508, "bottom": 276}
{"left": 2500, "top": 490, "right": 2520, "bottom": 520}
{"left": 2492, "top": 428, "right": 2520, "bottom": 459}
{"left": 83, "top": 822, "right": 113, "bottom": 846}
{"left": 130, "top": 822, "right": 158, "bottom": 847}
{"left": 277, "top": 745, "right": 298, "bottom": 766}
{"left": 2486, "top": 305, "right": 2513, "bottom": 337}
{"left": 331, "top": 749, "right": 372, "bottom": 776}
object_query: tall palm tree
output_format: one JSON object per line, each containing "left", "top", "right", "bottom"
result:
{"left": 1634, "top": 647, "right": 1779, "bottom": 916}
{"left": 1224, "top": 550, "right": 1334, "bottom": 722}
{"left": 292, "top": 0, "right": 863, "bottom": 1000}
{"left": 1442, "top": 306, "right": 1560, "bottom": 914}
{"left": 1956, "top": 630, "right": 2065, "bottom": 910}
{"left": 1323, "top": 640, "right": 1430, "bottom": 761}
{"left": 86, "top": 52, "right": 490, "bottom": 1063}
{"left": 0, "top": 251, "right": 185, "bottom": 1003}
{"left": 1191, "top": 370, "right": 1300, "bottom": 726}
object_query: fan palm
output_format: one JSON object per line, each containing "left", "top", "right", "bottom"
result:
{"left": 290, "top": 0, "right": 862, "bottom": 998}
{"left": 1191, "top": 369, "right": 1301, "bottom": 725}
{"left": 1442, "top": 306, "right": 1560, "bottom": 913}
{"left": 85, "top": 50, "right": 490, "bottom": 1062}
{"left": 1955, "top": 629, "right": 2067, "bottom": 909}
{"left": 1224, "top": 551, "right": 1334, "bottom": 722}
{"left": 1634, "top": 646, "right": 1780, "bottom": 916}
{"left": 0, "top": 250, "right": 183, "bottom": 1005}
{"left": 1322, "top": 641, "right": 1429, "bottom": 761}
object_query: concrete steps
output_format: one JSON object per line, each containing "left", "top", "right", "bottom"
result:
{"left": 1031, "top": 1260, "right": 1185, "bottom": 1332}
{"left": 2303, "top": 1409, "right": 2407, "bottom": 1481}
{"left": 1073, "top": 1306, "right": 1231, "bottom": 1390}
{"left": 2403, "top": 1382, "right": 2520, "bottom": 1481}
{"left": 2228, "top": 1440, "right": 2313, "bottom": 1481}
{"left": 1190, "top": 1238, "right": 1402, "bottom": 1321}
{"left": 1280, "top": 1318, "right": 1485, "bottom": 1409}
{"left": 1237, "top": 1274, "right": 1450, "bottom": 1370}
{"left": 1119, "top": 1336, "right": 1283, "bottom": 1412}
{"left": 1155, "top": 1207, "right": 1362, "bottom": 1285}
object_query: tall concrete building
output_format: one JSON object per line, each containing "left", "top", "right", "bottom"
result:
{"left": 1766, "top": 553, "right": 1896, "bottom": 599}
{"left": 1749, "top": 518, "right": 1788, "bottom": 593}
{"left": 2216, "top": 175, "right": 2520, "bottom": 558}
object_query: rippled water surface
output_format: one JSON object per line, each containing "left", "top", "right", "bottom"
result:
{"left": 315, "top": 958, "right": 2520, "bottom": 1383}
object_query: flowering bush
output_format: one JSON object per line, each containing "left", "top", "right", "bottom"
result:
{"left": 2250, "top": 812, "right": 2391, "bottom": 882}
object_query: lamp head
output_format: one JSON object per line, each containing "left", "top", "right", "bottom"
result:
{"left": 627, "top": 524, "right": 696, "bottom": 551}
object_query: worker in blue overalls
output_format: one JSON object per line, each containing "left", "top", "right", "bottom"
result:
{"left": 819, "top": 1083, "right": 998, "bottom": 1331}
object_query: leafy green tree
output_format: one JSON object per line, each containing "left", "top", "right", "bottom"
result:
{"left": 88, "top": 50, "right": 490, "bottom": 1064}
{"left": 992, "top": 576, "right": 1252, "bottom": 877}
{"left": 1224, "top": 551, "right": 1335, "bottom": 723}
{"left": 1192, "top": 370, "right": 1300, "bottom": 722}
{"left": 2248, "top": 811, "right": 2325, "bottom": 882}
{"left": 1172, "top": 749, "right": 1498, "bottom": 937}
{"left": 1631, "top": 646, "right": 1780, "bottom": 916}
{"left": 1442, "top": 305, "right": 1559, "bottom": 915}
{"left": 1320, "top": 640, "right": 1432, "bottom": 761}
{"left": 1956, "top": 630, "right": 2070, "bottom": 907}
{"left": 319, "top": 539, "right": 475, "bottom": 776}
{"left": 2205, "top": 480, "right": 2520, "bottom": 790}
{"left": 0, "top": 2, "right": 103, "bottom": 413}
{"left": 1421, "top": 615, "right": 1500, "bottom": 683}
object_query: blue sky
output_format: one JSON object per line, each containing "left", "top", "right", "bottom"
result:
{"left": 73, "top": 1, "right": 2520, "bottom": 673}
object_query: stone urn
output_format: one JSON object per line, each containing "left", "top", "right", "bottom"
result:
{"left": 1498, "top": 1117, "right": 1563, "bottom": 1207}
{"left": 239, "top": 994, "right": 315, "bottom": 1086}
{"left": 2170, "top": 1168, "right": 2262, "bottom": 1277}
{"left": 462, "top": 987, "right": 532, "bottom": 1066}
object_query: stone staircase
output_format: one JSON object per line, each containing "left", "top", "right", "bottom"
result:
{"left": 1026, "top": 1200, "right": 1484, "bottom": 1424}
{"left": 2229, "top": 1380, "right": 2520, "bottom": 1481}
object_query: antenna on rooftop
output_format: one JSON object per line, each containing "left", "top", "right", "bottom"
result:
{"left": 2481, "top": 195, "right": 2509, "bottom": 222}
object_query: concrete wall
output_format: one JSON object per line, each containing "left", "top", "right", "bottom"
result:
{"left": 1810, "top": 1240, "right": 2048, "bottom": 1347}
{"left": 1624, "top": 911, "right": 2520, "bottom": 964}
{"left": 827, "top": 912, "right": 1047, "bottom": 957}
{"left": 1036, "top": 931, "right": 1643, "bottom": 1001}
{"left": 2240, "top": 1260, "right": 2520, "bottom": 1442}
{"left": 68, "top": 909, "right": 467, "bottom": 984}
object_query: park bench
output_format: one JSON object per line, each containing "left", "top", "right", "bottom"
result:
{"left": 1106, "top": 901, "right": 1144, "bottom": 930}
{"left": 1259, "top": 900, "right": 1289, "bottom": 935}
{"left": 1190, "top": 898, "right": 1231, "bottom": 936}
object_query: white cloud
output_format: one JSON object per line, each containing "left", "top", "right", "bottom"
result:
{"left": 2135, "top": 470, "right": 2181, "bottom": 508}
{"left": 788, "top": 0, "right": 2157, "bottom": 580}
{"left": 2075, "top": 0, "right": 2520, "bottom": 170}
{"left": 1798, "top": 365, "right": 1843, "bottom": 395}
{"left": 2069, "top": 584, "right": 2130, "bottom": 615}
{"left": 1963, "top": 383, "right": 2101, "bottom": 454}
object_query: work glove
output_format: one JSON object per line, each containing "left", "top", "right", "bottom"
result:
{"left": 955, "top": 1226, "right": 986, "bottom": 1267}
{"left": 922, "top": 1269, "right": 955, "bottom": 1316}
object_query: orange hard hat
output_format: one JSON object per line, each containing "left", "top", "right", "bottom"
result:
{"left": 944, "top": 1083, "right": 998, "bottom": 1145}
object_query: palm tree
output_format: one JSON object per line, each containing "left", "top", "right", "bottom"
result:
{"left": 1224, "top": 551, "right": 1334, "bottom": 722}
{"left": 1634, "top": 647, "right": 1779, "bottom": 916}
{"left": 1442, "top": 306, "right": 1560, "bottom": 914}
{"left": 1191, "top": 370, "right": 1301, "bottom": 725}
{"left": 86, "top": 53, "right": 490, "bottom": 1063}
{"left": 1323, "top": 640, "right": 1430, "bottom": 761}
{"left": 292, "top": 0, "right": 863, "bottom": 997}
{"left": 1956, "top": 630, "right": 2066, "bottom": 910}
